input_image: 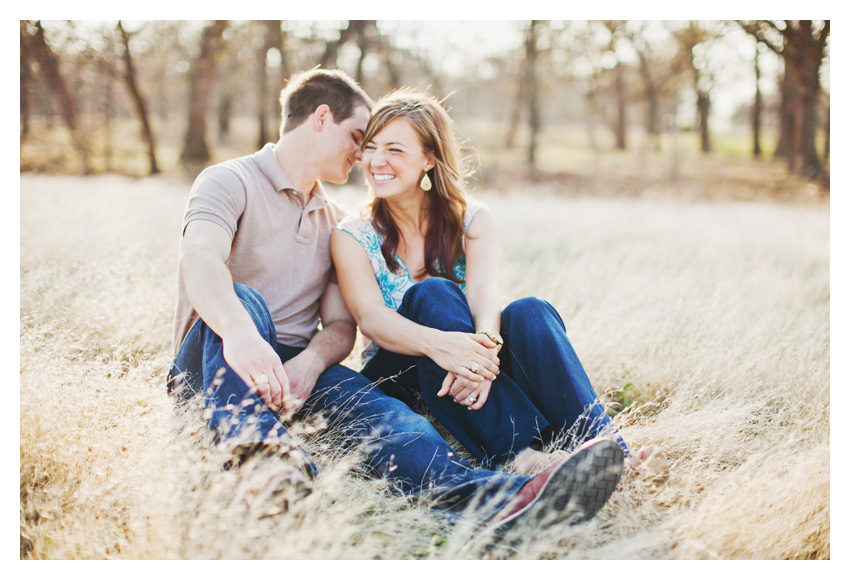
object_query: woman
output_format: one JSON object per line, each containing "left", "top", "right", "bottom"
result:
{"left": 331, "top": 90, "right": 664, "bottom": 477}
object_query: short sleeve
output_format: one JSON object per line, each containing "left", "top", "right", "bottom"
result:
{"left": 336, "top": 217, "right": 384, "bottom": 258}
{"left": 463, "top": 200, "right": 484, "bottom": 232}
{"left": 182, "top": 166, "right": 248, "bottom": 240}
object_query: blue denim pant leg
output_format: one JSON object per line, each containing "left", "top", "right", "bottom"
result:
{"left": 167, "top": 284, "right": 315, "bottom": 472}
{"left": 363, "top": 278, "right": 552, "bottom": 469}
{"left": 297, "top": 349, "right": 527, "bottom": 518}
{"left": 168, "top": 285, "right": 527, "bottom": 519}
{"left": 500, "top": 297, "right": 630, "bottom": 456}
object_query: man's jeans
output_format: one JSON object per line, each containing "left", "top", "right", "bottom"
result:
{"left": 168, "top": 284, "right": 527, "bottom": 518}
{"left": 361, "top": 278, "right": 629, "bottom": 469}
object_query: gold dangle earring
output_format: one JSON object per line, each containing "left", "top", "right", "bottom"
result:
{"left": 420, "top": 172, "right": 432, "bottom": 192}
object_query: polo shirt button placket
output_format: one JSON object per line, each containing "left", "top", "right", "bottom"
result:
{"left": 296, "top": 211, "right": 312, "bottom": 244}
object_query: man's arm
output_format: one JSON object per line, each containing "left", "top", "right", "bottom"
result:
{"left": 282, "top": 279, "right": 358, "bottom": 413}
{"left": 180, "top": 220, "right": 290, "bottom": 410}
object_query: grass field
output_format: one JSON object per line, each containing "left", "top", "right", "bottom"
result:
{"left": 19, "top": 171, "right": 829, "bottom": 560}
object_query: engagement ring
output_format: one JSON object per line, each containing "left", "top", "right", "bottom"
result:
{"left": 253, "top": 374, "right": 269, "bottom": 386}
{"left": 470, "top": 362, "right": 479, "bottom": 374}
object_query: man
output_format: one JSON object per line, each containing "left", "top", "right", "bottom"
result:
{"left": 167, "top": 68, "right": 623, "bottom": 546}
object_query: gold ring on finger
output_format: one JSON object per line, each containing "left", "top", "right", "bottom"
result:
{"left": 253, "top": 374, "right": 269, "bottom": 386}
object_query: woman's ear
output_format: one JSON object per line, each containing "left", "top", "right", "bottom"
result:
{"left": 424, "top": 156, "right": 436, "bottom": 172}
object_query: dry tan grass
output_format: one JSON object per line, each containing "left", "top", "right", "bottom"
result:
{"left": 19, "top": 173, "right": 829, "bottom": 560}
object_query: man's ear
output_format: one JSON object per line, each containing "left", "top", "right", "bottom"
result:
{"left": 313, "top": 104, "right": 332, "bottom": 131}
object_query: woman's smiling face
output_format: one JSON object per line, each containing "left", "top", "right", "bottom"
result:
{"left": 361, "top": 117, "right": 434, "bottom": 201}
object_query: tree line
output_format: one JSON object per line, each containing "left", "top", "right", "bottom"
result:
{"left": 20, "top": 20, "right": 829, "bottom": 182}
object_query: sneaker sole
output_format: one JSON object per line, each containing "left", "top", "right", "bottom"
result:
{"left": 464, "top": 439, "right": 624, "bottom": 557}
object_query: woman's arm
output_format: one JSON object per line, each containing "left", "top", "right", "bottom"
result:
{"left": 464, "top": 205, "right": 502, "bottom": 335}
{"left": 330, "top": 229, "right": 499, "bottom": 383}
{"left": 439, "top": 205, "right": 502, "bottom": 410}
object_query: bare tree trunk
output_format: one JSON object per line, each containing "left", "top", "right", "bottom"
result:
{"left": 741, "top": 20, "right": 828, "bottom": 180}
{"left": 753, "top": 41, "right": 762, "bottom": 157}
{"left": 696, "top": 90, "right": 711, "bottom": 153}
{"left": 774, "top": 65, "right": 796, "bottom": 167}
{"left": 181, "top": 20, "right": 228, "bottom": 169}
{"left": 20, "top": 21, "right": 30, "bottom": 142}
{"left": 823, "top": 105, "right": 830, "bottom": 163}
{"left": 117, "top": 21, "right": 159, "bottom": 175}
{"left": 505, "top": 58, "right": 526, "bottom": 148}
{"left": 525, "top": 20, "right": 541, "bottom": 172}
{"left": 584, "top": 87, "right": 599, "bottom": 151}
{"left": 256, "top": 20, "right": 284, "bottom": 148}
{"left": 256, "top": 26, "right": 270, "bottom": 147}
{"left": 796, "top": 21, "right": 826, "bottom": 178}
{"left": 102, "top": 58, "right": 114, "bottom": 172}
{"left": 217, "top": 94, "right": 232, "bottom": 143}
{"left": 352, "top": 20, "right": 371, "bottom": 84}
{"left": 633, "top": 46, "right": 660, "bottom": 149}
{"left": 24, "top": 21, "right": 92, "bottom": 173}
{"left": 377, "top": 32, "right": 401, "bottom": 90}
{"left": 798, "top": 63, "right": 822, "bottom": 176}
{"left": 646, "top": 81, "right": 660, "bottom": 149}
{"left": 319, "top": 21, "right": 356, "bottom": 69}
{"left": 613, "top": 64, "right": 627, "bottom": 150}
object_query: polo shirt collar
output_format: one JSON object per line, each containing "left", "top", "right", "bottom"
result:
{"left": 260, "top": 143, "right": 330, "bottom": 206}
{"left": 258, "top": 143, "right": 294, "bottom": 192}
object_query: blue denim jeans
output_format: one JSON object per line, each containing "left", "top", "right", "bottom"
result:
{"left": 168, "top": 284, "right": 528, "bottom": 518}
{"left": 361, "top": 278, "right": 629, "bottom": 469}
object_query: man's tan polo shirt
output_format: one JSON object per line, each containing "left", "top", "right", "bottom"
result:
{"left": 172, "top": 143, "right": 348, "bottom": 355}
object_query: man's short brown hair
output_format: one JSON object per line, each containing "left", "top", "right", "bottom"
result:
{"left": 279, "top": 69, "right": 373, "bottom": 135}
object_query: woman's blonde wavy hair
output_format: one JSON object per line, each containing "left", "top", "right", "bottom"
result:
{"left": 362, "top": 89, "right": 472, "bottom": 284}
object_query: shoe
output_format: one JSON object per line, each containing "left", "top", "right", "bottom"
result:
{"left": 464, "top": 438, "right": 624, "bottom": 557}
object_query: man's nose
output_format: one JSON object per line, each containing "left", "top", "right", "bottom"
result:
{"left": 354, "top": 149, "right": 363, "bottom": 162}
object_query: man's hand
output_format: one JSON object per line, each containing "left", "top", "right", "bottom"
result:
{"left": 222, "top": 329, "right": 290, "bottom": 412}
{"left": 281, "top": 349, "right": 324, "bottom": 414}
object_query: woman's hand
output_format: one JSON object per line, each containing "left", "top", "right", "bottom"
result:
{"left": 438, "top": 372, "right": 492, "bottom": 411}
{"left": 425, "top": 331, "right": 500, "bottom": 382}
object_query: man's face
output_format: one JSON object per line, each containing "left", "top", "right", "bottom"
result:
{"left": 319, "top": 105, "right": 371, "bottom": 185}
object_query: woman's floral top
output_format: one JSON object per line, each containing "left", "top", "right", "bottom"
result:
{"left": 336, "top": 200, "right": 483, "bottom": 365}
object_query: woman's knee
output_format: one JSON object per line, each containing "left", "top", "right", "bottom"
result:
{"left": 503, "top": 297, "right": 564, "bottom": 331}
{"left": 400, "top": 278, "right": 471, "bottom": 329}
{"left": 407, "top": 277, "right": 462, "bottom": 302}
{"left": 504, "top": 297, "right": 550, "bottom": 320}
